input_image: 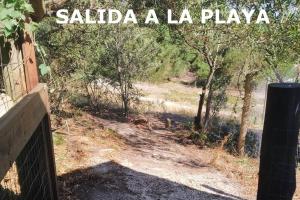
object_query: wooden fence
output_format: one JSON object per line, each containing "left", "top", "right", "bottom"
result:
{"left": 0, "top": 7, "right": 58, "bottom": 198}
{"left": 0, "top": 84, "right": 58, "bottom": 200}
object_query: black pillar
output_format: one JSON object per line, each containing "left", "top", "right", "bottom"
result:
{"left": 257, "top": 83, "right": 300, "bottom": 200}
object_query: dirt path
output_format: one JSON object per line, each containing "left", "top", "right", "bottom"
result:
{"left": 135, "top": 82, "right": 266, "bottom": 129}
{"left": 56, "top": 113, "right": 255, "bottom": 200}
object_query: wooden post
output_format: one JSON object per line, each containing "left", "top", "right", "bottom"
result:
{"left": 22, "top": 29, "right": 39, "bottom": 92}
{"left": 257, "top": 83, "right": 300, "bottom": 200}
{"left": 22, "top": 0, "right": 48, "bottom": 92}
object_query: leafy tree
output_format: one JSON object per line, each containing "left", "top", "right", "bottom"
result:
{"left": 259, "top": 1, "right": 300, "bottom": 82}
{"left": 36, "top": 1, "right": 159, "bottom": 116}
{"left": 236, "top": 50, "right": 265, "bottom": 155}
{"left": 95, "top": 24, "right": 158, "bottom": 116}
{"left": 36, "top": 17, "right": 101, "bottom": 111}
{"left": 233, "top": 0, "right": 300, "bottom": 155}
{"left": 133, "top": 0, "right": 234, "bottom": 131}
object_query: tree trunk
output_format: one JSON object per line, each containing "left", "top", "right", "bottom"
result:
{"left": 194, "top": 68, "right": 215, "bottom": 130}
{"left": 203, "top": 85, "right": 213, "bottom": 130}
{"left": 123, "top": 98, "right": 129, "bottom": 117}
{"left": 296, "top": 65, "right": 300, "bottom": 83}
{"left": 194, "top": 88, "right": 206, "bottom": 130}
{"left": 271, "top": 65, "right": 284, "bottom": 83}
{"left": 238, "top": 73, "right": 255, "bottom": 155}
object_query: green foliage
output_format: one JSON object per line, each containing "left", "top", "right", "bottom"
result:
{"left": 148, "top": 43, "right": 192, "bottom": 82}
{"left": 39, "top": 63, "right": 50, "bottom": 76}
{"left": 36, "top": 43, "right": 51, "bottom": 76}
{"left": 36, "top": 2, "right": 160, "bottom": 115}
{"left": 190, "top": 131, "right": 209, "bottom": 146}
{"left": 0, "top": 0, "right": 47, "bottom": 77}
{"left": 0, "top": 0, "right": 35, "bottom": 39}
{"left": 93, "top": 24, "right": 159, "bottom": 116}
{"left": 36, "top": 0, "right": 300, "bottom": 126}
{"left": 53, "top": 133, "right": 65, "bottom": 146}
{"left": 232, "top": 0, "right": 300, "bottom": 82}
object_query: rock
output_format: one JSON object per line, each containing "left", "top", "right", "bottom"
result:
{"left": 133, "top": 116, "right": 148, "bottom": 125}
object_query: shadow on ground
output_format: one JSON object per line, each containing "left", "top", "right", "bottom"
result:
{"left": 152, "top": 112, "right": 193, "bottom": 124}
{"left": 58, "top": 161, "right": 245, "bottom": 200}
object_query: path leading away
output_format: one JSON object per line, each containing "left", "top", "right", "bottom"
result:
{"left": 56, "top": 113, "right": 254, "bottom": 200}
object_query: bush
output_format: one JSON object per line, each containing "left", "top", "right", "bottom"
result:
{"left": 208, "top": 117, "right": 262, "bottom": 157}
{"left": 190, "top": 131, "right": 209, "bottom": 146}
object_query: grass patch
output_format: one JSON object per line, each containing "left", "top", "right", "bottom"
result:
{"left": 227, "top": 95, "right": 241, "bottom": 106}
{"left": 236, "top": 157, "right": 252, "bottom": 166}
{"left": 53, "top": 133, "right": 65, "bottom": 146}
{"left": 164, "top": 90, "right": 198, "bottom": 105}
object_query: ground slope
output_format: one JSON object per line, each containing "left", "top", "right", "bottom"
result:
{"left": 55, "top": 113, "right": 255, "bottom": 200}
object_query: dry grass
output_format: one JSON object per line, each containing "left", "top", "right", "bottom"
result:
{"left": 163, "top": 89, "right": 199, "bottom": 105}
{"left": 52, "top": 111, "right": 126, "bottom": 176}
{"left": 0, "top": 163, "right": 21, "bottom": 196}
{"left": 52, "top": 107, "right": 300, "bottom": 199}
{"left": 208, "top": 148, "right": 300, "bottom": 198}
{"left": 207, "top": 148, "right": 259, "bottom": 196}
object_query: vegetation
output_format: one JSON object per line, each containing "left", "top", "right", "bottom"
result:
{"left": 0, "top": 0, "right": 35, "bottom": 40}
{"left": 35, "top": 0, "right": 300, "bottom": 156}
{"left": 1, "top": 1, "right": 300, "bottom": 199}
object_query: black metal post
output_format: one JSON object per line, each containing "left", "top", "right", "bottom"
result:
{"left": 257, "top": 83, "right": 300, "bottom": 200}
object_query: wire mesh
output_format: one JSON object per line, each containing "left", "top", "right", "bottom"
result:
{"left": 0, "top": 121, "right": 53, "bottom": 200}
{"left": 0, "top": 41, "right": 27, "bottom": 118}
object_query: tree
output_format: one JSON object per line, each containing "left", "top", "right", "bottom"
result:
{"left": 36, "top": 1, "right": 159, "bottom": 116}
{"left": 261, "top": 0, "right": 300, "bottom": 82}
{"left": 97, "top": 24, "right": 158, "bottom": 117}
{"left": 151, "top": 0, "right": 233, "bottom": 131}
{"left": 36, "top": 16, "right": 104, "bottom": 111}
{"left": 237, "top": 52, "right": 263, "bottom": 155}
{"left": 203, "top": 67, "right": 232, "bottom": 129}
{"left": 223, "top": 46, "right": 265, "bottom": 155}
{"left": 233, "top": 0, "right": 300, "bottom": 155}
